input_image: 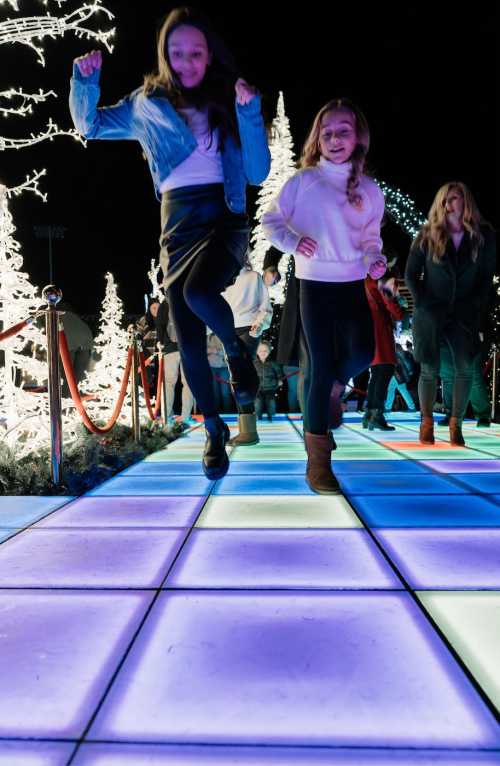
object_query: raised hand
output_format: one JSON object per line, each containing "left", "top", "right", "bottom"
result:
{"left": 235, "top": 78, "right": 258, "bottom": 105}
{"left": 74, "top": 50, "right": 102, "bottom": 78}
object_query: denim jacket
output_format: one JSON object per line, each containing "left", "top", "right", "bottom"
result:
{"left": 69, "top": 65, "right": 270, "bottom": 212}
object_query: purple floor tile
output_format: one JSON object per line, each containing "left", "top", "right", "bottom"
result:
{"left": 422, "top": 460, "right": 500, "bottom": 474}
{"left": 0, "top": 742, "right": 74, "bottom": 765}
{"left": 166, "top": 529, "right": 400, "bottom": 589}
{"left": 72, "top": 743, "right": 500, "bottom": 765}
{"left": 375, "top": 529, "right": 500, "bottom": 589}
{"left": 0, "top": 528, "right": 187, "bottom": 588}
{"left": 89, "top": 591, "right": 500, "bottom": 747}
{"left": 0, "top": 590, "right": 152, "bottom": 738}
{"left": 35, "top": 496, "right": 205, "bottom": 529}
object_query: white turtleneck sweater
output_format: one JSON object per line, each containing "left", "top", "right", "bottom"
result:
{"left": 262, "top": 158, "right": 385, "bottom": 282}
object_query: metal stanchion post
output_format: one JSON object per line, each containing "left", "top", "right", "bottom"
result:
{"left": 158, "top": 343, "right": 169, "bottom": 426}
{"left": 42, "top": 285, "right": 63, "bottom": 486}
{"left": 128, "top": 326, "right": 141, "bottom": 443}
{"left": 491, "top": 348, "right": 497, "bottom": 422}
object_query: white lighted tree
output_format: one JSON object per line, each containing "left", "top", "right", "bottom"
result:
{"left": 83, "top": 272, "right": 132, "bottom": 425}
{"left": 251, "top": 91, "right": 297, "bottom": 304}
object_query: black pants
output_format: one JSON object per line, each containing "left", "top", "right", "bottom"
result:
{"left": 162, "top": 185, "right": 249, "bottom": 418}
{"left": 419, "top": 332, "right": 474, "bottom": 420}
{"left": 300, "top": 279, "right": 374, "bottom": 434}
{"left": 367, "top": 364, "right": 394, "bottom": 411}
{"left": 256, "top": 391, "right": 277, "bottom": 419}
{"left": 236, "top": 327, "right": 260, "bottom": 415}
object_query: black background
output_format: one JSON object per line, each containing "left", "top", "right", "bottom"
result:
{"left": 2, "top": 1, "right": 496, "bottom": 317}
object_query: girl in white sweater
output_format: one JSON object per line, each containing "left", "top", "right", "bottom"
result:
{"left": 262, "top": 98, "right": 386, "bottom": 493}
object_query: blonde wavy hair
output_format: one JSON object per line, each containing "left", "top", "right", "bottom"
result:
{"left": 415, "top": 182, "right": 489, "bottom": 263}
{"left": 300, "top": 98, "right": 370, "bottom": 206}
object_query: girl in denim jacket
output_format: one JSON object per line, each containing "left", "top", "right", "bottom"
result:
{"left": 70, "top": 7, "right": 270, "bottom": 479}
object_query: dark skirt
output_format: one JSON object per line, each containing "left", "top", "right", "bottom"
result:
{"left": 159, "top": 183, "right": 249, "bottom": 284}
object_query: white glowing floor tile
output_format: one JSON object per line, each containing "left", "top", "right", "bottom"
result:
{"left": 418, "top": 591, "right": 500, "bottom": 710}
{"left": 89, "top": 591, "right": 500, "bottom": 747}
{"left": 0, "top": 529, "right": 187, "bottom": 588}
{"left": 0, "top": 742, "right": 74, "bottom": 765}
{"left": 165, "top": 529, "right": 400, "bottom": 589}
{"left": 72, "top": 743, "right": 500, "bottom": 765}
{"left": 35, "top": 496, "right": 205, "bottom": 529}
{"left": 196, "top": 495, "right": 361, "bottom": 528}
{"left": 0, "top": 590, "right": 152, "bottom": 738}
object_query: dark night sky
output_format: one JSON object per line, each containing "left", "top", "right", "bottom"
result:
{"left": 2, "top": 1, "right": 497, "bottom": 317}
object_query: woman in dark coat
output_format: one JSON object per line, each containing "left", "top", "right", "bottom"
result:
{"left": 405, "top": 182, "right": 496, "bottom": 447}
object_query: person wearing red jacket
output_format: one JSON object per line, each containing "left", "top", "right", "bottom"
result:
{"left": 363, "top": 272, "right": 405, "bottom": 430}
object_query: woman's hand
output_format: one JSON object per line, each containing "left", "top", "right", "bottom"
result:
{"left": 296, "top": 237, "right": 318, "bottom": 258}
{"left": 74, "top": 50, "right": 102, "bottom": 78}
{"left": 368, "top": 258, "right": 386, "bottom": 279}
{"left": 235, "top": 78, "right": 258, "bottom": 105}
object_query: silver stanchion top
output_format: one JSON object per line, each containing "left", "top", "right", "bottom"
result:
{"left": 42, "top": 285, "right": 63, "bottom": 307}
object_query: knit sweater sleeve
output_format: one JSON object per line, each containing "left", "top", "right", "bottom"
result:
{"left": 262, "top": 174, "right": 303, "bottom": 254}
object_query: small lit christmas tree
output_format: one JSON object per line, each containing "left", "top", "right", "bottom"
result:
{"left": 83, "top": 272, "right": 132, "bottom": 425}
{"left": 251, "top": 91, "right": 297, "bottom": 304}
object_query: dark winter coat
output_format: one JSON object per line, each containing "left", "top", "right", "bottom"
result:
{"left": 263, "top": 247, "right": 300, "bottom": 366}
{"left": 255, "top": 358, "right": 282, "bottom": 393}
{"left": 405, "top": 226, "right": 496, "bottom": 365}
{"left": 365, "top": 276, "right": 405, "bottom": 366}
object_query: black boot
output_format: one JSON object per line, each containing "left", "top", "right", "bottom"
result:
{"left": 203, "top": 416, "right": 230, "bottom": 480}
{"left": 368, "top": 408, "right": 396, "bottom": 431}
{"left": 225, "top": 338, "right": 259, "bottom": 407}
{"left": 361, "top": 410, "right": 370, "bottom": 429}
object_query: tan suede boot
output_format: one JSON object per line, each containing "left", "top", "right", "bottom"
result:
{"left": 228, "top": 413, "right": 260, "bottom": 446}
{"left": 304, "top": 432, "right": 340, "bottom": 494}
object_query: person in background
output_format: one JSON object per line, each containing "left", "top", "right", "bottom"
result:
{"left": 405, "top": 181, "right": 496, "bottom": 447}
{"left": 155, "top": 297, "right": 195, "bottom": 426}
{"left": 254, "top": 341, "right": 283, "bottom": 421}
{"left": 384, "top": 342, "right": 417, "bottom": 413}
{"left": 58, "top": 302, "right": 94, "bottom": 398}
{"left": 363, "top": 272, "right": 405, "bottom": 430}
{"left": 207, "top": 331, "right": 234, "bottom": 414}
{"left": 222, "top": 259, "right": 275, "bottom": 444}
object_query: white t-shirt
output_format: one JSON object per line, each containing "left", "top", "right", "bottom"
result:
{"left": 160, "top": 107, "right": 224, "bottom": 192}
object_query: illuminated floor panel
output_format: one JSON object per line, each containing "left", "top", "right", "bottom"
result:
{"left": 0, "top": 414, "right": 499, "bottom": 752}
{"left": 89, "top": 591, "right": 499, "bottom": 747}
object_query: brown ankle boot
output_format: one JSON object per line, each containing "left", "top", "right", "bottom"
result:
{"left": 419, "top": 416, "right": 435, "bottom": 445}
{"left": 228, "top": 413, "right": 260, "bottom": 446}
{"left": 449, "top": 416, "right": 465, "bottom": 447}
{"left": 304, "top": 432, "right": 340, "bottom": 494}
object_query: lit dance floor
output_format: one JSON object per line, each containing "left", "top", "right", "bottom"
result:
{"left": 0, "top": 412, "right": 498, "bottom": 764}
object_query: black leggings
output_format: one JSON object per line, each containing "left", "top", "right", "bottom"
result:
{"left": 367, "top": 364, "right": 394, "bottom": 411}
{"left": 300, "top": 279, "right": 374, "bottom": 434}
{"left": 162, "top": 185, "right": 249, "bottom": 418}
{"left": 236, "top": 327, "right": 260, "bottom": 415}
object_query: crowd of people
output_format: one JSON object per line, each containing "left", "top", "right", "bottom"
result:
{"left": 69, "top": 6, "right": 496, "bottom": 493}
